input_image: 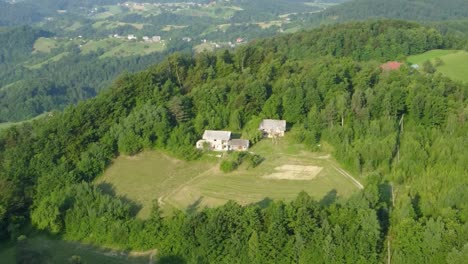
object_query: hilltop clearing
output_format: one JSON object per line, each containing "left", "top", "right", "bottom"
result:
{"left": 97, "top": 136, "right": 360, "bottom": 218}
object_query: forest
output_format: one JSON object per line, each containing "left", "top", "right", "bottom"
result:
{"left": 2, "top": 0, "right": 468, "bottom": 125}
{"left": 321, "top": 0, "right": 468, "bottom": 22}
{"left": 0, "top": 20, "right": 466, "bottom": 263}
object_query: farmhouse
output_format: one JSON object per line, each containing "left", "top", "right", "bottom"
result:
{"left": 196, "top": 130, "right": 250, "bottom": 151}
{"left": 196, "top": 130, "right": 231, "bottom": 151}
{"left": 259, "top": 119, "right": 286, "bottom": 137}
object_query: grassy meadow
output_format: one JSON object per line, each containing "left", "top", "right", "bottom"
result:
{"left": 100, "top": 41, "right": 166, "bottom": 58}
{"left": 32, "top": 37, "right": 58, "bottom": 53}
{"left": 96, "top": 136, "right": 360, "bottom": 218}
{"left": 406, "top": 49, "right": 457, "bottom": 64}
{"left": 0, "top": 236, "right": 150, "bottom": 264}
{"left": 435, "top": 52, "right": 468, "bottom": 83}
{"left": 407, "top": 49, "right": 468, "bottom": 83}
{"left": 79, "top": 38, "right": 166, "bottom": 58}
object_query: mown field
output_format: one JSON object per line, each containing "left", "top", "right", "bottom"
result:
{"left": 0, "top": 236, "right": 150, "bottom": 264}
{"left": 96, "top": 136, "right": 361, "bottom": 218}
{"left": 407, "top": 49, "right": 468, "bottom": 83}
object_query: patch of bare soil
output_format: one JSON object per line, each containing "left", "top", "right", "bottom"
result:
{"left": 263, "top": 165, "right": 323, "bottom": 180}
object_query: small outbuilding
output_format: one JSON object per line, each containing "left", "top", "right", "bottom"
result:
{"left": 228, "top": 139, "right": 250, "bottom": 151}
{"left": 259, "top": 119, "right": 286, "bottom": 138}
{"left": 380, "top": 61, "right": 402, "bottom": 71}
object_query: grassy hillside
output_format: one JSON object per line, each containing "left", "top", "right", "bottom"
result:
{"left": 436, "top": 52, "right": 468, "bottom": 83}
{"left": 97, "top": 136, "right": 360, "bottom": 218}
{"left": 407, "top": 49, "right": 468, "bottom": 83}
{"left": 0, "top": 20, "right": 466, "bottom": 263}
{"left": 406, "top": 49, "right": 458, "bottom": 64}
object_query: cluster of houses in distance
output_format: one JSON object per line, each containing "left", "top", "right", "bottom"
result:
{"left": 196, "top": 119, "right": 286, "bottom": 152}
{"left": 111, "top": 34, "right": 162, "bottom": 42}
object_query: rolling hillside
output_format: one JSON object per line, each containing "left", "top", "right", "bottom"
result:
{"left": 0, "top": 20, "right": 466, "bottom": 263}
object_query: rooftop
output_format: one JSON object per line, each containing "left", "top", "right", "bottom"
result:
{"left": 202, "top": 130, "right": 231, "bottom": 141}
{"left": 228, "top": 139, "right": 250, "bottom": 148}
{"left": 259, "top": 119, "right": 287, "bottom": 131}
{"left": 380, "top": 61, "right": 403, "bottom": 71}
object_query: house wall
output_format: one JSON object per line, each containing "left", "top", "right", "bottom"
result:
{"left": 263, "top": 129, "right": 285, "bottom": 138}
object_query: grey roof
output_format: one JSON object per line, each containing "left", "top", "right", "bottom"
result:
{"left": 228, "top": 139, "right": 250, "bottom": 148}
{"left": 203, "top": 130, "right": 231, "bottom": 141}
{"left": 259, "top": 119, "right": 286, "bottom": 131}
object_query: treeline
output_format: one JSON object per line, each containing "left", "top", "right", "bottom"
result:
{"left": 321, "top": 0, "right": 468, "bottom": 22}
{"left": 0, "top": 20, "right": 467, "bottom": 263}
{"left": 253, "top": 20, "right": 454, "bottom": 61}
{"left": 24, "top": 186, "right": 389, "bottom": 264}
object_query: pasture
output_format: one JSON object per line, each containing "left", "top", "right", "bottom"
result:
{"left": 407, "top": 49, "right": 468, "bottom": 83}
{"left": 32, "top": 37, "right": 58, "bottom": 53}
{"left": 435, "top": 52, "right": 468, "bottom": 83}
{"left": 92, "top": 21, "right": 145, "bottom": 30}
{"left": 79, "top": 38, "right": 166, "bottom": 58}
{"left": 80, "top": 39, "right": 121, "bottom": 54}
{"left": 96, "top": 136, "right": 361, "bottom": 218}
{"left": 99, "top": 41, "right": 166, "bottom": 58}
{"left": 406, "top": 49, "right": 457, "bottom": 64}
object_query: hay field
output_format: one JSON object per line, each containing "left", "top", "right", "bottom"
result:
{"left": 96, "top": 136, "right": 361, "bottom": 218}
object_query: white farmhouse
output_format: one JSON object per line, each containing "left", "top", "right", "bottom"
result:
{"left": 196, "top": 130, "right": 250, "bottom": 151}
{"left": 196, "top": 130, "right": 231, "bottom": 151}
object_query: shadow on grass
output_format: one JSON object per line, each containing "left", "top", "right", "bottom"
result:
{"left": 319, "top": 189, "right": 337, "bottom": 206}
{"left": 255, "top": 197, "right": 273, "bottom": 209}
{"left": 97, "top": 182, "right": 142, "bottom": 217}
{"left": 13, "top": 235, "right": 151, "bottom": 264}
{"left": 186, "top": 196, "right": 204, "bottom": 215}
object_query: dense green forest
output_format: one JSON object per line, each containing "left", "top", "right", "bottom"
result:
{"left": 321, "top": 0, "right": 468, "bottom": 22}
{"left": 0, "top": 20, "right": 467, "bottom": 263}
{"left": 2, "top": 0, "right": 468, "bottom": 124}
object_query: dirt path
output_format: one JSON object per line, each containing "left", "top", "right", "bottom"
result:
{"left": 159, "top": 165, "right": 218, "bottom": 207}
{"left": 330, "top": 164, "right": 364, "bottom": 189}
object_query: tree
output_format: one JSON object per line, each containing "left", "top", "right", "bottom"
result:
{"left": 422, "top": 60, "right": 436, "bottom": 73}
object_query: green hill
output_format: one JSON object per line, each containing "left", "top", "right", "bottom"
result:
{"left": 322, "top": 0, "right": 468, "bottom": 22}
{"left": 0, "top": 20, "right": 466, "bottom": 263}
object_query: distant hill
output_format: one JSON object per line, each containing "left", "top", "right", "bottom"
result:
{"left": 321, "top": 0, "right": 468, "bottom": 22}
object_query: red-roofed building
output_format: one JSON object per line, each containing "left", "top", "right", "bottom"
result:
{"left": 380, "top": 61, "right": 403, "bottom": 71}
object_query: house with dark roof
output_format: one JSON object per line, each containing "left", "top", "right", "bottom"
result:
{"left": 196, "top": 130, "right": 250, "bottom": 151}
{"left": 259, "top": 119, "right": 287, "bottom": 138}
